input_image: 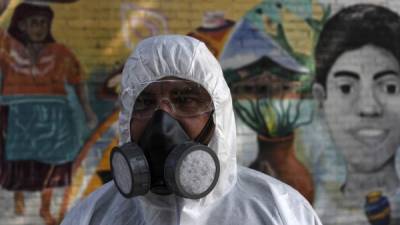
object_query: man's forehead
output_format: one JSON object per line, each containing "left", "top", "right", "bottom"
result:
{"left": 139, "top": 79, "right": 207, "bottom": 95}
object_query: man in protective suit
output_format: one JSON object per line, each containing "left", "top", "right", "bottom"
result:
{"left": 61, "top": 35, "right": 322, "bottom": 225}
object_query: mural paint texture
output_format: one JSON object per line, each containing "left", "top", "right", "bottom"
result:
{"left": 310, "top": 4, "right": 400, "bottom": 225}
{"left": 1, "top": 0, "right": 400, "bottom": 225}
{"left": 0, "top": 2, "right": 98, "bottom": 225}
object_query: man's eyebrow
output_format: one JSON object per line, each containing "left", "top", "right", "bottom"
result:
{"left": 333, "top": 71, "right": 360, "bottom": 80}
{"left": 172, "top": 86, "right": 199, "bottom": 93}
{"left": 373, "top": 70, "right": 399, "bottom": 80}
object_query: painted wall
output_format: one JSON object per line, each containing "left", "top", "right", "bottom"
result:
{"left": 0, "top": 0, "right": 399, "bottom": 225}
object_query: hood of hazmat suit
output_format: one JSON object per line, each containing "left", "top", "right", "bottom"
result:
{"left": 61, "top": 35, "right": 322, "bottom": 225}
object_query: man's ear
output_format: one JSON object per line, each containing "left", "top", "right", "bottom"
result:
{"left": 312, "top": 83, "right": 326, "bottom": 108}
{"left": 18, "top": 20, "right": 26, "bottom": 32}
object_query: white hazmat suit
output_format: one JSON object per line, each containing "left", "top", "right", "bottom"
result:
{"left": 61, "top": 35, "right": 322, "bottom": 225}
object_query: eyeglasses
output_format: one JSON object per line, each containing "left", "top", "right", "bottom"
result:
{"left": 131, "top": 80, "right": 213, "bottom": 119}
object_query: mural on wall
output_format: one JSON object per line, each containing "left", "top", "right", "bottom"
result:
{"left": 308, "top": 4, "right": 400, "bottom": 225}
{"left": 0, "top": 0, "right": 171, "bottom": 223}
{"left": 1, "top": 1, "right": 400, "bottom": 225}
{"left": 217, "top": 2, "right": 400, "bottom": 224}
{"left": 186, "top": 4, "right": 400, "bottom": 225}
{"left": 25, "top": 0, "right": 78, "bottom": 3}
{"left": 187, "top": 11, "right": 235, "bottom": 58}
{"left": 0, "top": 2, "right": 97, "bottom": 225}
{"left": 218, "top": 0, "right": 328, "bottom": 203}
{"left": 120, "top": 2, "right": 169, "bottom": 50}
{"left": 58, "top": 68, "right": 122, "bottom": 213}
{"left": 60, "top": 1, "right": 400, "bottom": 225}
{"left": 0, "top": 0, "right": 9, "bottom": 15}
{"left": 71, "top": 2, "right": 324, "bottom": 210}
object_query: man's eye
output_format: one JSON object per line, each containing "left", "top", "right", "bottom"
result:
{"left": 339, "top": 84, "right": 352, "bottom": 94}
{"left": 135, "top": 97, "right": 156, "bottom": 109}
{"left": 385, "top": 84, "right": 398, "bottom": 94}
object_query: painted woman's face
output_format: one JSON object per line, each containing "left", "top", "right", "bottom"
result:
{"left": 20, "top": 15, "right": 49, "bottom": 43}
{"left": 316, "top": 45, "right": 400, "bottom": 172}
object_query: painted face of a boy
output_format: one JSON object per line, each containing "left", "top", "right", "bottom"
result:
{"left": 314, "top": 44, "right": 400, "bottom": 172}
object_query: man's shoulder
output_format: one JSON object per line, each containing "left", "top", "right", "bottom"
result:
{"left": 237, "top": 166, "right": 300, "bottom": 195}
{"left": 236, "top": 166, "right": 322, "bottom": 225}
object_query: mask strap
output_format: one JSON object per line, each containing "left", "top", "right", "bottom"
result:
{"left": 194, "top": 110, "right": 215, "bottom": 144}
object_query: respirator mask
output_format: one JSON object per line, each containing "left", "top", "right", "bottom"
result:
{"left": 110, "top": 79, "right": 220, "bottom": 199}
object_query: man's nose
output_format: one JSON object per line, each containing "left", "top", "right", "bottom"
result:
{"left": 157, "top": 99, "right": 175, "bottom": 114}
{"left": 357, "top": 89, "right": 383, "bottom": 117}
